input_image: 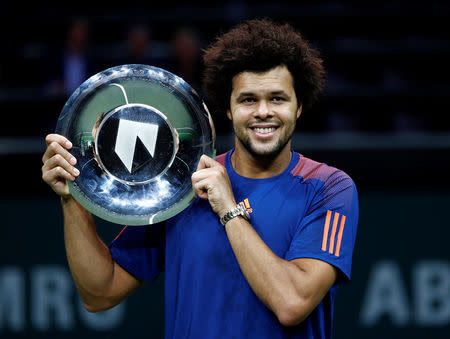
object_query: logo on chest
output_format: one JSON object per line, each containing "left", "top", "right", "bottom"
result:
{"left": 238, "top": 198, "right": 253, "bottom": 215}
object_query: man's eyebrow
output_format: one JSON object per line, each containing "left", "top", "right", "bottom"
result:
{"left": 236, "top": 92, "right": 255, "bottom": 99}
{"left": 235, "top": 90, "right": 289, "bottom": 99}
{"left": 270, "top": 90, "right": 288, "bottom": 96}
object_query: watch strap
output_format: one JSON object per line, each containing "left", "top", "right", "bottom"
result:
{"left": 220, "top": 204, "right": 248, "bottom": 226}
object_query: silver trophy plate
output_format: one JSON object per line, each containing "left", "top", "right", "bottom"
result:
{"left": 56, "top": 64, "right": 215, "bottom": 225}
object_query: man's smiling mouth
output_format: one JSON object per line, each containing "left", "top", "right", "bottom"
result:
{"left": 253, "top": 127, "right": 277, "bottom": 134}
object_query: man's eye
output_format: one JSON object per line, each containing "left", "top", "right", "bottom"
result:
{"left": 271, "top": 97, "right": 285, "bottom": 102}
{"left": 241, "top": 98, "right": 255, "bottom": 103}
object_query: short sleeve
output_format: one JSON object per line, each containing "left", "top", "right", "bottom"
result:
{"left": 285, "top": 170, "right": 358, "bottom": 282}
{"left": 109, "top": 222, "right": 165, "bottom": 282}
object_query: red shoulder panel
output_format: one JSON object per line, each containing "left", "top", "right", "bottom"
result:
{"left": 290, "top": 153, "right": 337, "bottom": 182}
{"left": 215, "top": 152, "right": 227, "bottom": 166}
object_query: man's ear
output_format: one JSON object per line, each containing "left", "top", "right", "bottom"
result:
{"left": 226, "top": 109, "right": 233, "bottom": 121}
{"left": 296, "top": 104, "right": 303, "bottom": 119}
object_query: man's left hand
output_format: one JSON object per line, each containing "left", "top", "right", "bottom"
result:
{"left": 191, "top": 155, "right": 236, "bottom": 218}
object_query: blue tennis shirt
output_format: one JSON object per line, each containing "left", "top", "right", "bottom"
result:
{"left": 110, "top": 150, "right": 359, "bottom": 338}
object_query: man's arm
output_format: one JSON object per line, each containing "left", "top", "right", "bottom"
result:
{"left": 42, "top": 134, "right": 144, "bottom": 312}
{"left": 224, "top": 216, "right": 337, "bottom": 326}
{"left": 191, "top": 155, "right": 337, "bottom": 326}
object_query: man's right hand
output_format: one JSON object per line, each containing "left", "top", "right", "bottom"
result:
{"left": 41, "top": 134, "right": 80, "bottom": 198}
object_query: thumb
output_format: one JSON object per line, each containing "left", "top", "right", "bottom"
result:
{"left": 196, "top": 154, "right": 215, "bottom": 171}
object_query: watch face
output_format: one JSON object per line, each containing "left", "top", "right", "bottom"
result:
{"left": 56, "top": 64, "right": 215, "bottom": 225}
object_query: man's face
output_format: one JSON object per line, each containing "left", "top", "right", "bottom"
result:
{"left": 227, "top": 65, "right": 301, "bottom": 159}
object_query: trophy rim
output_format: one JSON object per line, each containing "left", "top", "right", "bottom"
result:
{"left": 57, "top": 64, "right": 215, "bottom": 225}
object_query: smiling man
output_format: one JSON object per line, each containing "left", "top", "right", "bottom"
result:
{"left": 42, "top": 19, "right": 358, "bottom": 339}
{"left": 228, "top": 65, "right": 301, "bottom": 167}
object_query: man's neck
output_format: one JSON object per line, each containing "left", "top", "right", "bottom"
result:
{"left": 230, "top": 142, "right": 293, "bottom": 179}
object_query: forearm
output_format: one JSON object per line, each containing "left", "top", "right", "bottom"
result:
{"left": 224, "top": 217, "right": 323, "bottom": 325}
{"left": 61, "top": 197, "right": 116, "bottom": 308}
{"left": 43, "top": 134, "right": 141, "bottom": 311}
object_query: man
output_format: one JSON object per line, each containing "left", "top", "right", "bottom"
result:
{"left": 42, "top": 19, "right": 358, "bottom": 338}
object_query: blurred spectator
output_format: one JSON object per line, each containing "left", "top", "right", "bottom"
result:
{"left": 125, "top": 24, "right": 152, "bottom": 64}
{"left": 116, "top": 24, "right": 169, "bottom": 69}
{"left": 170, "top": 27, "right": 203, "bottom": 92}
{"left": 46, "top": 18, "right": 92, "bottom": 96}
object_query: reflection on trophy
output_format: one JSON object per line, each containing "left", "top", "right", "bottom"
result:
{"left": 56, "top": 64, "right": 215, "bottom": 225}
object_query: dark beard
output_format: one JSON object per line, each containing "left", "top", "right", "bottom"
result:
{"left": 236, "top": 128, "right": 294, "bottom": 163}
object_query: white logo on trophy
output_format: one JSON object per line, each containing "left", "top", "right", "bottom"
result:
{"left": 115, "top": 119, "right": 159, "bottom": 173}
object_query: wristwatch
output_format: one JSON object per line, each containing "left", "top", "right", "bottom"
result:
{"left": 220, "top": 204, "right": 249, "bottom": 226}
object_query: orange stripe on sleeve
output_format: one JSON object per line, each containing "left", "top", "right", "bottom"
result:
{"left": 244, "top": 198, "right": 250, "bottom": 209}
{"left": 328, "top": 212, "right": 340, "bottom": 254}
{"left": 335, "top": 215, "right": 346, "bottom": 257}
{"left": 321, "top": 210, "right": 332, "bottom": 251}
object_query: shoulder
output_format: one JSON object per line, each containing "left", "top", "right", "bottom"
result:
{"left": 290, "top": 153, "right": 355, "bottom": 190}
{"left": 290, "top": 154, "right": 357, "bottom": 214}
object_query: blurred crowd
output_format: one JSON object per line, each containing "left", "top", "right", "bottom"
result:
{"left": 2, "top": 2, "right": 448, "bottom": 136}
{"left": 46, "top": 18, "right": 203, "bottom": 98}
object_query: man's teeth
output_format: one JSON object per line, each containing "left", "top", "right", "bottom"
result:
{"left": 254, "top": 127, "right": 276, "bottom": 134}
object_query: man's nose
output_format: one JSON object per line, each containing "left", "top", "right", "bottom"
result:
{"left": 254, "top": 100, "right": 272, "bottom": 119}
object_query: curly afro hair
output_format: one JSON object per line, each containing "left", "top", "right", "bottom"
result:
{"left": 202, "top": 19, "right": 325, "bottom": 115}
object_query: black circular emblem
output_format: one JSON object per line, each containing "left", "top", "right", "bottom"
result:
{"left": 95, "top": 104, "right": 176, "bottom": 185}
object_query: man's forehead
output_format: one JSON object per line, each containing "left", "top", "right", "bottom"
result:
{"left": 231, "top": 65, "right": 294, "bottom": 93}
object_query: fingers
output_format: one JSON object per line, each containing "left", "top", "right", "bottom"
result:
{"left": 42, "top": 134, "right": 78, "bottom": 197}
{"left": 45, "top": 133, "right": 72, "bottom": 148}
{"left": 192, "top": 159, "right": 226, "bottom": 185}
{"left": 191, "top": 169, "right": 209, "bottom": 200}
{"left": 42, "top": 153, "right": 79, "bottom": 179}
{"left": 195, "top": 154, "right": 217, "bottom": 171}
{"left": 42, "top": 166, "right": 71, "bottom": 197}
{"left": 192, "top": 177, "right": 209, "bottom": 200}
{"left": 191, "top": 155, "right": 236, "bottom": 216}
{"left": 42, "top": 165, "right": 76, "bottom": 183}
{"left": 42, "top": 134, "right": 75, "bottom": 164}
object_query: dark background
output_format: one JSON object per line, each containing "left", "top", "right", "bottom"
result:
{"left": 1, "top": 1, "right": 449, "bottom": 338}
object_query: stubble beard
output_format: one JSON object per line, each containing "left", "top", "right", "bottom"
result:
{"left": 234, "top": 122, "right": 296, "bottom": 162}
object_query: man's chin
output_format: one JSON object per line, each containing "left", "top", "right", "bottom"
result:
{"left": 246, "top": 144, "right": 283, "bottom": 160}
{"left": 236, "top": 134, "right": 290, "bottom": 160}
